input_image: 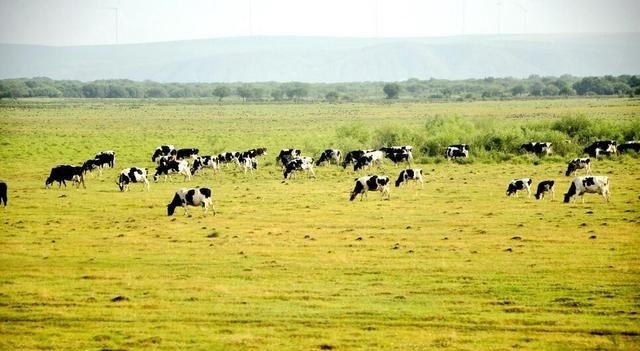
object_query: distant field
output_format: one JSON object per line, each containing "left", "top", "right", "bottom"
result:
{"left": 0, "top": 99, "right": 639, "bottom": 350}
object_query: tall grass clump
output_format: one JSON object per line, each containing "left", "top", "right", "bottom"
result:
{"left": 420, "top": 115, "right": 476, "bottom": 156}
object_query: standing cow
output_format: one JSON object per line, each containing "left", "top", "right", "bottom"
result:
{"left": 564, "top": 176, "right": 610, "bottom": 203}
{"left": 350, "top": 175, "right": 391, "bottom": 201}
{"left": 45, "top": 165, "right": 85, "bottom": 189}
{"left": 565, "top": 158, "right": 591, "bottom": 176}
{"left": 534, "top": 180, "right": 555, "bottom": 200}
{"left": 506, "top": 178, "right": 532, "bottom": 198}
{"left": 395, "top": 168, "right": 424, "bottom": 188}
{"left": 118, "top": 167, "right": 150, "bottom": 191}
{"left": 0, "top": 181, "right": 7, "bottom": 208}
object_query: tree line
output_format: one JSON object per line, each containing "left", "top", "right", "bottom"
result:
{"left": 0, "top": 75, "right": 638, "bottom": 101}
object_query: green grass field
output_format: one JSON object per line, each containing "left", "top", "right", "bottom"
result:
{"left": 1, "top": 99, "right": 639, "bottom": 350}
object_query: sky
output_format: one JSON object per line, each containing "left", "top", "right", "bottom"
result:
{"left": 0, "top": 0, "right": 639, "bottom": 46}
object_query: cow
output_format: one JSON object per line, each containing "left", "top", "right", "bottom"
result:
{"left": 316, "top": 149, "right": 342, "bottom": 166}
{"left": 506, "top": 178, "right": 532, "bottom": 198}
{"left": 354, "top": 150, "right": 384, "bottom": 171}
{"left": 283, "top": 157, "right": 315, "bottom": 180}
{"left": 236, "top": 156, "right": 257, "bottom": 174}
{"left": 176, "top": 148, "right": 199, "bottom": 160}
{"left": 0, "top": 181, "right": 7, "bottom": 208}
{"left": 241, "top": 148, "right": 268, "bottom": 159}
{"left": 380, "top": 145, "right": 413, "bottom": 154}
{"left": 154, "top": 159, "right": 192, "bottom": 182}
{"left": 167, "top": 187, "right": 215, "bottom": 216}
{"left": 350, "top": 175, "right": 391, "bottom": 201}
{"left": 217, "top": 152, "right": 241, "bottom": 168}
{"left": 584, "top": 140, "right": 617, "bottom": 157}
{"left": 342, "top": 149, "right": 375, "bottom": 169}
{"left": 45, "top": 165, "right": 85, "bottom": 189}
{"left": 565, "top": 158, "right": 591, "bottom": 176}
{"left": 277, "top": 148, "right": 302, "bottom": 167}
{"left": 564, "top": 176, "right": 610, "bottom": 203}
{"left": 534, "top": 180, "right": 555, "bottom": 200}
{"left": 94, "top": 150, "right": 116, "bottom": 168}
{"left": 521, "top": 142, "right": 553, "bottom": 156}
{"left": 618, "top": 141, "right": 640, "bottom": 154}
{"left": 82, "top": 159, "right": 103, "bottom": 176}
{"left": 395, "top": 168, "right": 424, "bottom": 188}
{"left": 445, "top": 144, "right": 469, "bottom": 159}
{"left": 117, "top": 167, "right": 150, "bottom": 192}
{"left": 384, "top": 149, "right": 412, "bottom": 165}
{"left": 191, "top": 156, "right": 219, "bottom": 175}
{"left": 152, "top": 145, "right": 176, "bottom": 163}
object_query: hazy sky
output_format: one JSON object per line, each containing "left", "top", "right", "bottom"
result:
{"left": 1, "top": 0, "right": 639, "bottom": 46}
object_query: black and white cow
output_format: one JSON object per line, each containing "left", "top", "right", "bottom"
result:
{"left": 534, "top": 180, "right": 555, "bottom": 200}
{"left": 395, "top": 168, "right": 424, "bottom": 188}
{"left": 237, "top": 156, "right": 258, "bottom": 174}
{"left": 316, "top": 149, "right": 342, "bottom": 166}
{"left": 191, "top": 156, "right": 219, "bottom": 175}
{"left": 167, "top": 187, "right": 215, "bottom": 216}
{"left": 154, "top": 159, "right": 192, "bottom": 182}
{"left": 584, "top": 140, "right": 617, "bottom": 157}
{"left": 564, "top": 176, "right": 610, "bottom": 203}
{"left": 380, "top": 145, "right": 413, "bottom": 154}
{"left": 350, "top": 175, "right": 391, "bottom": 201}
{"left": 277, "top": 148, "right": 302, "bottom": 167}
{"left": 176, "top": 148, "right": 199, "bottom": 160}
{"left": 118, "top": 167, "right": 150, "bottom": 192}
{"left": 342, "top": 149, "right": 375, "bottom": 169}
{"left": 0, "top": 181, "right": 7, "bottom": 208}
{"left": 283, "top": 157, "right": 315, "bottom": 180}
{"left": 354, "top": 150, "right": 385, "bottom": 171}
{"left": 381, "top": 146, "right": 413, "bottom": 164}
{"left": 152, "top": 145, "right": 176, "bottom": 163}
{"left": 618, "top": 141, "right": 640, "bottom": 154}
{"left": 445, "top": 144, "right": 469, "bottom": 159}
{"left": 241, "top": 148, "right": 268, "bottom": 159}
{"left": 565, "top": 158, "right": 591, "bottom": 176}
{"left": 521, "top": 142, "right": 553, "bottom": 155}
{"left": 45, "top": 165, "right": 85, "bottom": 189}
{"left": 217, "top": 152, "right": 241, "bottom": 168}
{"left": 95, "top": 150, "right": 116, "bottom": 168}
{"left": 506, "top": 178, "right": 532, "bottom": 198}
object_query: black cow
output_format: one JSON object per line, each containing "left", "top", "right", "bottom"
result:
{"left": 117, "top": 167, "right": 150, "bottom": 191}
{"left": 95, "top": 150, "right": 116, "bottom": 168}
{"left": 152, "top": 145, "right": 176, "bottom": 163}
{"left": 167, "top": 187, "right": 215, "bottom": 216}
{"left": 0, "top": 181, "right": 7, "bottom": 208}
{"left": 277, "top": 149, "right": 302, "bottom": 167}
{"left": 316, "top": 149, "right": 342, "bottom": 166}
{"left": 534, "top": 180, "right": 555, "bottom": 200}
{"left": 584, "top": 140, "right": 617, "bottom": 157}
{"left": 385, "top": 149, "right": 412, "bottom": 165}
{"left": 342, "top": 150, "right": 373, "bottom": 169}
{"left": 176, "top": 148, "right": 199, "bottom": 160}
{"left": 350, "top": 175, "right": 390, "bottom": 201}
{"left": 445, "top": 144, "right": 469, "bottom": 159}
{"left": 521, "top": 142, "right": 552, "bottom": 155}
{"left": 506, "top": 178, "right": 532, "bottom": 198}
{"left": 45, "top": 165, "right": 85, "bottom": 189}
{"left": 618, "top": 141, "right": 640, "bottom": 153}
{"left": 241, "top": 148, "right": 268, "bottom": 159}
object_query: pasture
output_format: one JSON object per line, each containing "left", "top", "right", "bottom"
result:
{"left": 1, "top": 98, "right": 639, "bottom": 350}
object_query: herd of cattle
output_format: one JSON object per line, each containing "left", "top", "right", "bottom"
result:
{"left": 8, "top": 138, "right": 635, "bottom": 215}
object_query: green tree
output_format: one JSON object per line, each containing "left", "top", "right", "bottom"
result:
{"left": 213, "top": 86, "right": 231, "bottom": 101}
{"left": 383, "top": 83, "right": 400, "bottom": 99}
{"left": 325, "top": 91, "right": 339, "bottom": 102}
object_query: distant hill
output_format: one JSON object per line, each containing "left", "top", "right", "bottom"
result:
{"left": 1, "top": 33, "right": 639, "bottom": 82}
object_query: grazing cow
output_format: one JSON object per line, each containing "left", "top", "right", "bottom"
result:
{"left": 95, "top": 150, "right": 116, "bottom": 168}
{"left": 151, "top": 145, "right": 176, "bottom": 162}
{"left": 384, "top": 149, "right": 412, "bottom": 165}
{"left": 176, "top": 148, "right": 199, "bottom": 160}
{"left": 445, "top": 144, "right": 469, "bottom": 159}
{"left": 534, "top": 180, "right": 555, "bottom": 200}
{"left": 342, "top": 149, "right": 375, "bottom": 169}
{"left": 565, "top": 158, "right": 591, "bottom": 176}
{"left": 283, "top": 157, "right": 315, "bottom": 180}
{"left": 167, "top": 187, "right": 215, "bottom": 216}
{"left": 521, "top": 142, "right": 553, "bottom": 155}
{"left": 564, "top": 176, "right": 610, "bottom": 203}
{"left": 506, "top": 178, "right": 532, "bottom": 198}
{"left": 117, "top": 167, "right": 150, "bottom": 191}
{"left": 154, "top": 159, "right": 192, "bottom": 182}
{"left": 0, "top": 181, "right": 7, "bottom": 208}
{"left": 316, "top": 149, "right": 342, "bottom": 166}
{"left": 618, "top": 141, "right": 640, "bottom": 153}
{"left": 45, "top": 165, "right": 85, "bottom": 189}
{"left": 350, "top": 175, "right": 391, "bottom": 201}
{"left": 584, "top": 140, "right": 617, "bottom": 157}
{"left": 277, "top": 148, "right": 302, "bottom": 167}
{"left": 395, "top": 168, "right": 424, "bottom": 188}
{"left": 191, "top": 156, "right": 219, "bottom": 175}
{"left": 380, "top": 145, "right": 413, "bottom": 154}
{"left": 354, "top": 150, "right": 385, "bottom": 171}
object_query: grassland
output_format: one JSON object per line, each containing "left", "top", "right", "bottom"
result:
{"left": 0, "top": 98, "right": 639, "bottom": 350}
